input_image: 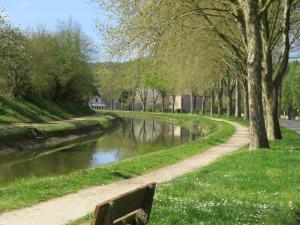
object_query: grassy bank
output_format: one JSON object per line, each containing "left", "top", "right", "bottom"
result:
{"left": 0, "top": 113, "right": 234, "bottom": 213}
{"left": 0, "top": 96, "right": 94, "bottom": 124}
{"left": 0, "top": 115, "right": 118, "bottom": 143}
{"left": 70, "top": 117, "right": 300, "bottom": 225}
{"left": 0, "top": 96, "right": 103, "bottom": 146}
{"left": 147, "top": 128, "right": 300, "bottom": 225}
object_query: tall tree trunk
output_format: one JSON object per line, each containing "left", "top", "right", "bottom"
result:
{"left": 152, "top": 103, "right": 156, "bottom": 112}
{"left": 201, "top": 93, "right": 206, "bottom": 115}
{"left": 243, "top": 0, "right": 269, "bottom": 149}
{"left": 210, "top": 91, "right": 215, "bottom": 115}
{"left": 139, "top": 89, "right": 148, "bottom": 112}
{"left": 120, "top": 94, "right": 123, "bottom": 111}
{"left": 152, "top": 89, "right": 158, "bottom": 112}
{"left": 142, "top": 101, "right": 146, "bottom": 112}
{"left": 217, "top": 82, "right": 223, "bottom": 115}
{"left": 260, "top": 0, "right": 291, "bottom": 140}
{"left": 235, "top": 80, "right": 242, "bottom": 117}
{"left": 278, "top": 84, "right": 282, "bottom": 118}
{"left": 224, "top": 76, "right": 234, "bottom": 116}
{"left": 262, "top": 87, "right": 282, "bottom": 139}
{"left": 131, "top": 98, "right": 135, "bottom": 111}
{"left": 243, "top": 83, "right": 249, "bottom": 120}
{"left": 131, "top": 93, "right": 136, "bottom": 111}
{"left": 180, "top": 95, "right": 183, "bottom": 113}
{"left": 111, "top": 100, "right": 114, "bottom": 110}
{"left": 227, "top": 93, "right": 233, "bottom": 116}
{"left": 261, "top": 11, "right": 281, "bottom": 140}
{"left": 190, "top": 91, "right": 195, "bottom": 114}
{"left": 162, "top": 98, "right": 165, "bottom": 112}
{"left": 171, "top": 95, "right": 176, "bottom": 113}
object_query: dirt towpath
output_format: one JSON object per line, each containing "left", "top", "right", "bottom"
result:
{"left": 0, "top": 119, "right": 249, "bottom": 225}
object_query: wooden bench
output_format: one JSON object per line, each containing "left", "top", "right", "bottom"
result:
{"left": 83, "top": 183, "right": 156, "bottom": 225}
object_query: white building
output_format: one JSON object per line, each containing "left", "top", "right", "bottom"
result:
{"left": 89, "top": 96, "right": 106, "bottom": 109}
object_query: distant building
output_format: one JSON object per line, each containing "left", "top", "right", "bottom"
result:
{"left": 89, "top": 96, "right": 106, "bottom": 109}
{"left": 170, "top": 95, "right": 204, "bottom": 113}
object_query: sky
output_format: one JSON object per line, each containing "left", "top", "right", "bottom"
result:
{"left": 0, "top": 0, "right": 107, "bottom": 61}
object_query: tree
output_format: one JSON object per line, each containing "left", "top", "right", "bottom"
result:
{"left": 235, "top": 80, "right": 242, "bottom": 117}
{"left": 282, "top": 61, "right": 300, "bottom": 118}
{"left": 95, "top": 62, "right": 123, "bottom": 109}
{"left": 201, "top": 92, "right": 207, "bottom": 114}
{"left": 142, "top": 61, "right": 167, "bottom": 112}
{"left": 240, "top": 0, "right": 269, "bottom": 148}
{"left": 51, "top": 19, "right": 95, "bottom": 101}
{"left": 0, "top": 23, "right": 30, "bottom": 98}
{"left": 97, "top": 0, "right": 296, "bottom": 148}
{"left": 259, "top": 0, "right": 299, "bottom": 140}
{"left": 223, "top": 73, "right": 236, "bottom": 117}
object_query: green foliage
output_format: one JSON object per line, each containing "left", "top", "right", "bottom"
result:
{"left": 94, "top": 58, "right": 170, "bottom": 110}
{"left": 96, "top": 0, "right": 242, "bottom": 97}
{"left": 26, "top": 20, "right": 96, "bottom": 101}
{"left": 0, "top": 16, "right": 96, "bottom": 101}
{"left": 0, "top": 20, "right": 30, "bottom": 97}
{"left": 282, "top": 61, "right": 300, "bottom": 115}
{"left": 94, "top": 62, "right": 124, "bottom": 106}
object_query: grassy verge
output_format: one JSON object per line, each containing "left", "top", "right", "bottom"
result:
{"left": 147, "top": 127, "right": 300, "bottom": 225}
{"left": 0, "top": 115, "right": 119, "bottom": 143}
{"left": 207, "top": 113, "right": 299, "bottom": 150}
{"left": 70, "top": 116, "right": 300, "bottom": 225}
{"left": 0, "top": 113, "right": 234, "bottom": 213}
{"left": 207, "top": 114, "right": 250, "bottom": 127}
{"left": 0, "top": 96, "right": 94, "bottom": 124}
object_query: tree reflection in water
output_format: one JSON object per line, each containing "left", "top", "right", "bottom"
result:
{"left": 0, "top": 118, "right": 203, "bottom": 184}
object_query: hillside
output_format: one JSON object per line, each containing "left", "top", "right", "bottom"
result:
{"left": 0, "top": 96, "right": 94, "bottom": 124}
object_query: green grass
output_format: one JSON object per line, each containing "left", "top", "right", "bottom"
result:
{"left": 208, "top": 113, "right": 300, "bottom": 151}
{"left": 0, "top": 113, "right": 235, "bottom": 213}
{"left": 0, "top": 115, "right": 118, "bottom": 143}
{"left": 207, "top": 114, "right": 250, "bottom": 126}
{"left": 148, "top": 128, "right": 300, "bottom": 225}
{"left": 0, "top": 96, "right": 102, "bottom": 143}
{"left": 69, "top": 116, "right": 300, "bottom": 225}
{"left": 0, "top": 96, "right": 94, "bottom": 124}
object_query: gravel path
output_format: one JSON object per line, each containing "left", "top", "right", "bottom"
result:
{"left": 280, "top": 119, "right": 300, "bottom": 134}
{"left": 0, "top": 119, "right": 249, "bottom": 225}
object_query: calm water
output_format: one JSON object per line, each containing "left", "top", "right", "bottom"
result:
{"left": 0, "top": 117, "right": 203, "bottom": 184}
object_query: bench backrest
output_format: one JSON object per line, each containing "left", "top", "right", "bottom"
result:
{"left": 92, "top": 183, "right": 156, "bottom": 225}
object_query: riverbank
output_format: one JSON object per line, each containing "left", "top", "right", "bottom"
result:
{"left": 0, "top": 97, "right": 124, "bottom": 152}
{"left": 0, "top": 117, "right": 246, "bottom": 225}
{"left": 69, "top": 117, "right": 300, "bottom": 225}
{"left": 0, "top": 113, "right": 234, "bottom": 213}
{"left": 0, "top": 115, "right": 121, "bottom": 153}
{"left": 0, "top": 96, "right": 94, "bottom": 124}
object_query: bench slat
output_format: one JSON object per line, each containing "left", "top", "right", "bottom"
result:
{"left": 93, "top": 183, "right": 156, "bottom": 225}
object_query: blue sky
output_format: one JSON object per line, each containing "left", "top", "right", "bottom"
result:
{"left": 0, "top": 0, "right": 107, "bottom": 60}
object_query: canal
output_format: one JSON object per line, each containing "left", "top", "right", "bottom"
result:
{"left": 0, "top": 117, "right": 203, "bottom": 184}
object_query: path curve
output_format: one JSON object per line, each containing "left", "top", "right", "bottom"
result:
{"left": 0, "top": 119, "right": 249, "bottom": 225}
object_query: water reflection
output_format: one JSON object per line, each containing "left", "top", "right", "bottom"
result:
{"left": 0, "top": 117, "right": 203, "bottom": 184}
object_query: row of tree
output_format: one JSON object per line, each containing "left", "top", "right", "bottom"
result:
{"left": 0, "top": 11, "right": 96, "bottom": 102}
{"left": 96, "top": 0, "right": 300, "bottom": 149}
{"left": 95, "top": 58, "right": 245, "bottom": 117}
{"left": 282, "top": 61, "right": 300, "bottom": 117}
